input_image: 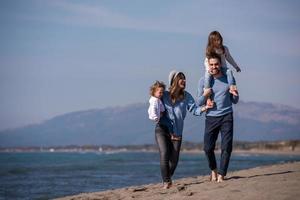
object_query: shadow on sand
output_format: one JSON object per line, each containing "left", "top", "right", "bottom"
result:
{"left": 226, "top": 170, "right": 294, "bottom": 180}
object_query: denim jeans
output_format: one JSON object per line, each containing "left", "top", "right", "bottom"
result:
{"left": 203, "top": 112, "right": 233, "bottom": 176}
{"left": 155, "top": 123, "right": 182, "bottom": 182}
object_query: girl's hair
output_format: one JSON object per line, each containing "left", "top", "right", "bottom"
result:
{"left": 169, "top": 72, "right": 185, "bottom": 104}
{"left": 206, "top": 31, "right": 225, "bottom": 57}
{"left": 150, "top": 81, "right": 166, "bottom": 96}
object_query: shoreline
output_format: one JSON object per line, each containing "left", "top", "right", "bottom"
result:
{"left": 182, "top": 149, "right": 300, "bottom": 155}
{"left": 1, "top": 140, "right": 299, "bottom": 154}
{"left": 1, "top": 149, "right": 299, "bottom": 155}
{"left": 55, "top": 161, "right": 300, "bottom": 200}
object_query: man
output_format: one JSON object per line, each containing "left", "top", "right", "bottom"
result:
{"left": 197, "top": 52, "right": 239, "bottom": 182}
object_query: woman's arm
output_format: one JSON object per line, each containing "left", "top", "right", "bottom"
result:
{"left": 185, "top": 92, "right": 204, "bottom": 116}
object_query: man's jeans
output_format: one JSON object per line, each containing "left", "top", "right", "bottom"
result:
{"left": 203, "top": 112, "right": 233, "bottom": 176}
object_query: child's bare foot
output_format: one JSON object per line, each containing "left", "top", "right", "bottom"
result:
{"left": 217, "top": 174, "right": 225, "bottom": 183}
{"left": 210, "top": 169, "right": 218, "bottom": 182}
{"left": 229, "top": 89, "right": 238, "bottom": 96}
{"left": 171, "top": 134, "right": 182, "bottom": 141}
{"left": 229, "top": 85, "right": 238, "bottom": 96}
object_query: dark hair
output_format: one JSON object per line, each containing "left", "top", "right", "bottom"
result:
{"left": 149, "top": 81, "right": 166, "bottom": 96}
{"left": 207, "top": 52, "right": 221, "bottom": 64}
{"left": 169, "top": 72, "right": 185, "bottom": 104}
{"left": 206, "top": 31, "right": 225, "bottom": 57}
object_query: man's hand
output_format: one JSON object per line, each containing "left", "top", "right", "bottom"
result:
{"left": 206, "top": 100, "right": 214, "bottom": 109}
{"left": 203, "top": 88, "right": 212, "bottom": 98}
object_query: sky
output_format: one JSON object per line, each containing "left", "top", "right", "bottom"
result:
{"left": 0, "top": 0, "right": 300, "bottom": 131}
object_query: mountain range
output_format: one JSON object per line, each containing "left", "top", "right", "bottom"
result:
{"left": 0, "top": 101, "right": 299, "bottom": 147}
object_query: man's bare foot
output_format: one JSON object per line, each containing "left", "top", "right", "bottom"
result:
{"left": 217, "top": 174, "right": 225, "bottom": 183}
{"left": 210, "top": 169, "right": 218, "bottom": 181}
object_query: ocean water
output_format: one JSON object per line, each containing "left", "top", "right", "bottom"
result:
{"left": 0, "top": 152, "right": 299, "bottom": 200}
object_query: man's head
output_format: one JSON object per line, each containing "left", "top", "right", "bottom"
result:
{"left": 207, "top": 53, "right": 222, "bottom": 76}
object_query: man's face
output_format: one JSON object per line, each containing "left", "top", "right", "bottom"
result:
{"left": 208, "top": 58, "right": 221, "bottom": 75}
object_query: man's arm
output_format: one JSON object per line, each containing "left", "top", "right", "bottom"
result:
{"left": 196, "top": 78, "right": 211, "bottom": 106}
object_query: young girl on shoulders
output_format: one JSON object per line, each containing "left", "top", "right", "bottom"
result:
{"left": 203, "top": 31, "right": 241, "bottom": 109}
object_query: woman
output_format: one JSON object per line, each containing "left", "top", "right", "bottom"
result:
{"left": 155, "top": 70, "right": 202, "bottom": 189}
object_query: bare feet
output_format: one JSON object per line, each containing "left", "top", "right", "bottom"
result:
{"left": 170, "top": 134, "right": 182, "bottom": 141}
{"left": 229, "top": 85, "right": 238, "bottom": 96}
{"left": 210, "top": 169, "right": 218, "bottom": 182}
{"left": 163, "top": 181, "right": 172, "bottom": 189}
{"left": 217, "top": 174, "right": 225, "bottom": 183}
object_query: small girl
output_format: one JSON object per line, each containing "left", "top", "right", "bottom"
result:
{"left": 148, "top": 81, "right": 179, "bottom": 141}
{"left": 204, "top": 31, "right": 241, "bottom": 106}
{"left": 148, "top": 81, "right": 166, "bottom": 122}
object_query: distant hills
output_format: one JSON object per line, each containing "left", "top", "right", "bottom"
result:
{"left": 0, "top": 101, "right": 299, "bottom": 147}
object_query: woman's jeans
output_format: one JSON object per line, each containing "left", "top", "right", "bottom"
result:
{"left": 155, "top": 123, "right": 182, "bottom": 183}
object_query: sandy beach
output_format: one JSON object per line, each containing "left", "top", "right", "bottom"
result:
{"left": 55, "top": 161, "right": 300, "bottom": 200}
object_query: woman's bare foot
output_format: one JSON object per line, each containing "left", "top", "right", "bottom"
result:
{"left": 210, "top": 169, "right": 218, "bottom": 181}
{"left": 163, "top": 181, "right": 172, "bottom": 189}
{"left": 217, "top": 174, "right": 225, "bottom": 183}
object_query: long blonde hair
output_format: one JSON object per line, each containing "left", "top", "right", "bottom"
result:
{"left": 169, "top": 72, "right": 185, "bottom": 104}
{"left": 206, "top": 31, "right": 225, "bottom": 57}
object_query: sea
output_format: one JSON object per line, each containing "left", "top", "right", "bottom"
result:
{"left": 0, "top": 152, "right": 299, "bottom": 200}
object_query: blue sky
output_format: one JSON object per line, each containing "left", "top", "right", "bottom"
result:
{"left": 0, "top": 0, "right": 300, "bottom": 130}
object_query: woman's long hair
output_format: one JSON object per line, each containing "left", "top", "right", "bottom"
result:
{"left": 169, "top": 72, "right": 185, "bottom": 104}
{"left": 206, "top": 31, "right": 225, "bottom": 57}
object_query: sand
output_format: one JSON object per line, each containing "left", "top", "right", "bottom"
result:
{"left": 55, "top": 161, "right": 300, "bottom": 200}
